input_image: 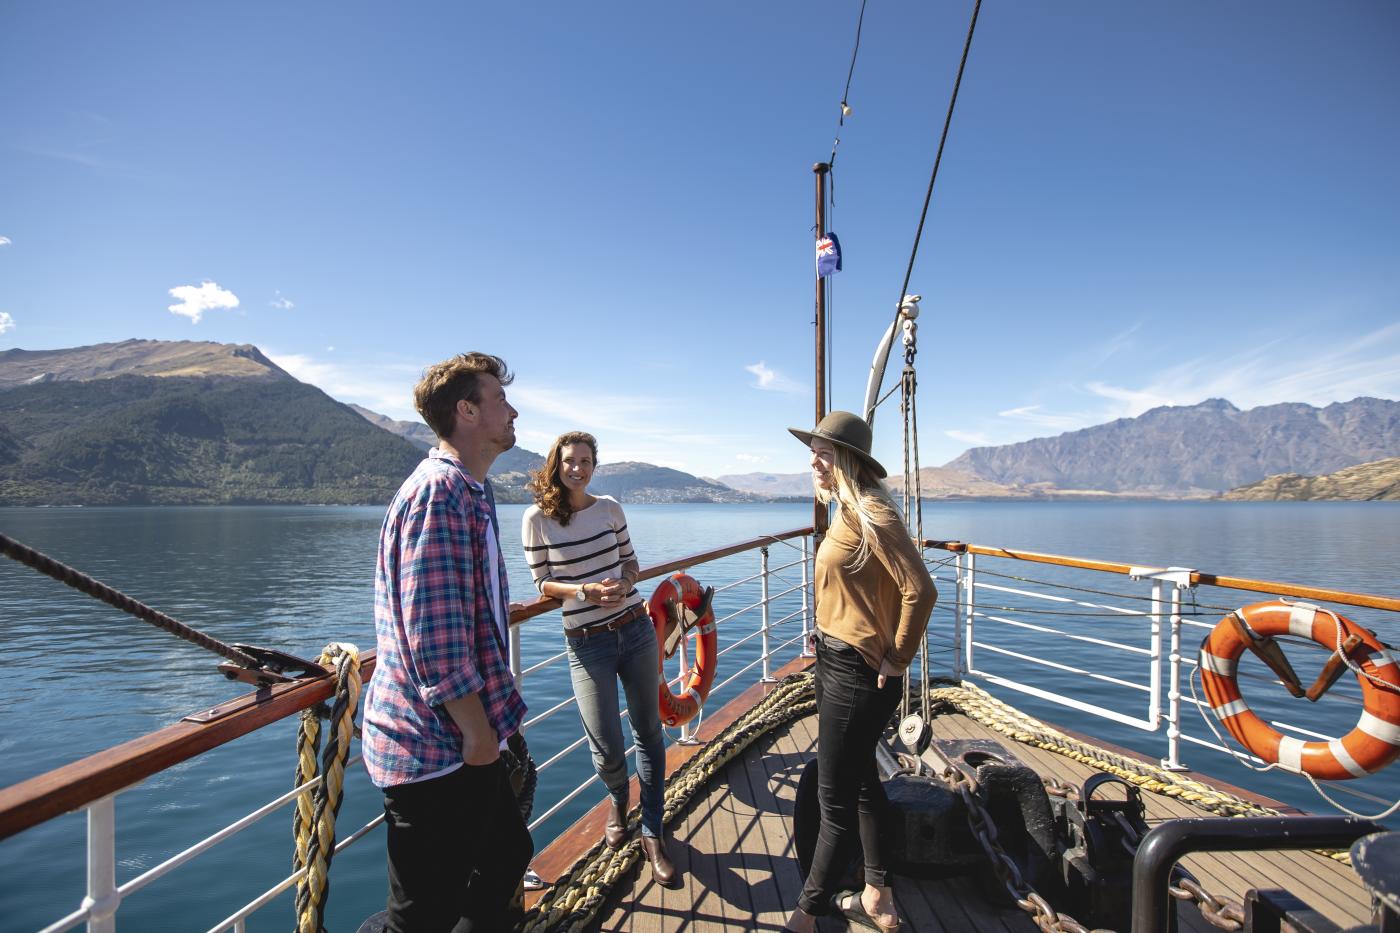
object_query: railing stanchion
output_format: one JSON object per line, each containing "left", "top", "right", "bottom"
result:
{"left": 963, "top": 552, "right": 976, "bottom": 676}
{"left": 84, "top": 796, "right": 119, "bottom": 933}
{"left": 1164, "top": 581, "right": 1189, "bottom": 771}
{"left": 800, "top": 535, "right": 813, "bottom": 657}
{"left": 952, "top": 550, "right": 965, "bottom": 680}
{"left": 510, "top": 625, "right": 523, "bottom": 686}
{"left": 760, "top": 546, "right": 776, "bottom": 682}
{"left": 1149, "top": 579, "right": 1163, "bottom": 732}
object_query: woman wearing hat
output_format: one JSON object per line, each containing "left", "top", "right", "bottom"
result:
{"left": 783, "top": 411, "right": 936, "bottom": 933}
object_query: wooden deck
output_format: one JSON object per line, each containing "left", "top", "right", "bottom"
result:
{"left": 529, "top": 677, "right": 1374, "bottom": 931}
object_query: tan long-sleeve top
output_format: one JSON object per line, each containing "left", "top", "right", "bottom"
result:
{"left": 815, "top": 503, "right": 937, "bottom": 672}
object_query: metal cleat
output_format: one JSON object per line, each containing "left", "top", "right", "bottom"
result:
{"left": 216, "top": 643, "right": 329, "bottom": 688}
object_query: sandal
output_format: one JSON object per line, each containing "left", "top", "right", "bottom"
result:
{"left": 832, "top": 889, "right": 901, "bottom": 932}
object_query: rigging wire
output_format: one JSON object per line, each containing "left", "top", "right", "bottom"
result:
{"left": 888, "top": 0, "right": 982, "bottom": 336}
{"left": 829, "top": 0, "right": 870, "bottom": 169}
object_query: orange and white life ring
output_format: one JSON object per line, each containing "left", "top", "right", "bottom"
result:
{"left": 1199, "top": 600, "right": 1400, "bottom": 780}
{"left": 648, "top": 573, "right": 717, "bottom": 727}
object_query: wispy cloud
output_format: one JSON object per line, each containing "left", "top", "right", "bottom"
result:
{"left": 269, "top": 291, "right": 295, "bottom": 311}
{"left": 0, "top": 236, "right": 11, "bottom": 247}
{"left": 0, "top": 312, "right": 14, "bottom": 335}
{"left": 266, "top": 351, "right": 422, "bottom": 419}
{"left": 1094, "top": 321, "right": 1142, "bottom": 365}
{"left": 995, "top": 405, "right": 1085, "bottom": 430}
{"left": 745, "top": 361, "right": 806, "bottom": 395}
{"left": 167, "top": 281, "right": 240, "bottom": 324}
{"left": 945, "top": 429, "right": 993, "bottom": 446}
{"left": 1084, "top": 322, "right": 1400, "bottom": 419}
{"left": 735, "top": 453, "right": 767, "bottom": 464}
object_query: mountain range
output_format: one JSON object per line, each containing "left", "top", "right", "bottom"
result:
{"left": 0, "top": 340, "right": 758, "bottom": 506}
{"left": 3, "top": 340, "right": 1397, "bottom": 505}
{"left": 943, "top": 397, "right": 1400, "bottom": 495}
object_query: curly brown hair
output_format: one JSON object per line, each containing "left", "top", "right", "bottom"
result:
{"left": 529, "top": 431, "right": 599, "bottom": 526}
{"left": 413, "top": 353, "right": 513, "bottom": 440}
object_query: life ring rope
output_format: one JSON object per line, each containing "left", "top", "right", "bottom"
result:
{"left": 649, "top": 573, "right": 718, "bottom": 728}
{"left": 1194, "top": 599, "right": 1400, "bottom": 819}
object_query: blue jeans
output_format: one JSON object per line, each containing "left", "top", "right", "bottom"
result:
{"left": 566, "top": 613, "right": 667, "bottom": 837}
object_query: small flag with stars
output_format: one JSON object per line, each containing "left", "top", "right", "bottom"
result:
{"left": 816, "top": 232, "right": 842, "bottom": 277}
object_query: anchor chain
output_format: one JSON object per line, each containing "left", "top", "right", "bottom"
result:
{"left": 947, "top": 767, "right": 1250, "bottom": 933}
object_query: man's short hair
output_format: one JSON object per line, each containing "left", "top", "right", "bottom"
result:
{"left": 414, "top": 353, "right": 513, "bottom": 440}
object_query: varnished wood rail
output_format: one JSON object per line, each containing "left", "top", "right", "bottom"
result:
{"left": 927, "top": 540, "right": 1400, "bottom": 614}
{"left": 0, "top": 526, "right": 815, "bottom": 842}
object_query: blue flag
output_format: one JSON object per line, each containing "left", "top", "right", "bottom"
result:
{"left": 816, "top": 233, "right": 842, "bottom": 276}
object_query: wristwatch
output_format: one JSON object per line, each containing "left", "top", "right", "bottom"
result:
{"left": 575, "top": 584, "right": 588, "bottom": 602}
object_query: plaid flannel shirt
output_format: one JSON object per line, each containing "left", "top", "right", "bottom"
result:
{"left": 362, "top": 449, "right": 525, "bottom": 788}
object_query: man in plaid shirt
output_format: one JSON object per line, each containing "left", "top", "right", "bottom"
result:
{"left": 362, "top": 352, "right": 530, "bottom": 932}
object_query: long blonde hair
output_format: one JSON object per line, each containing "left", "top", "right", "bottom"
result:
{"left": 815, "top": 445, "right": 902, "bottom": 570}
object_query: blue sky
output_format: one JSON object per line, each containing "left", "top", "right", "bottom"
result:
{"left": 2, "top": 2, "right": 1397, "bottom": 479}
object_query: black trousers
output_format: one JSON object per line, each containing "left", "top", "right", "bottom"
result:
{"left": 797, "top": 632, "right": 903, "bottom": 916}
{"left": 382, "top": 758, "right": 534, "bottom": 933}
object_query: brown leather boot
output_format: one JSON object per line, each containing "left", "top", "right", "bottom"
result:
{"left": 642, "top": 834, "right": 678, "bottom": 887}
{"left": 604, "top": 787, "right": 629, "bottom": 849}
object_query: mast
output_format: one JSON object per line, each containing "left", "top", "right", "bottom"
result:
{"left": 813, "top": 162, "right": 830, "bottom": 537}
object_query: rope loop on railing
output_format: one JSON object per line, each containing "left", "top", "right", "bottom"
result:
{"left": 292, "top": 642, "right": 362, "bottom": 933}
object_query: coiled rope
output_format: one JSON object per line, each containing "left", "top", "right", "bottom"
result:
{"left": 521, "top": 671, "right": 817, "bottom": 933}
{"left": 292, "top": 642, "right": 362, "bottom": 933}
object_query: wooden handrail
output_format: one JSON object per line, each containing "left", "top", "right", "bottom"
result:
{"left": 0, "top": 525, "right": 816, "bottom": 841}
{"left": 926, "top": 540, "right": 1400, "bottom": 614}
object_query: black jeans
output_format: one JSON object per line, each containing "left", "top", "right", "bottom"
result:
{"left": 382, "top": 757, "right": 534, "bottom": 932}
{"left": 797, "top": 631, "right": 903, "bottom": 916}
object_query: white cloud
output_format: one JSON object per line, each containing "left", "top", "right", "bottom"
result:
{"left": 745, "top": 361, "right": 806, "bottom": 395}
{"left": 945, "top": 429, "right": 993, "bottom": 446}
{"left": 266, "top": 351, "right": 423, "bottom": 419}
{"left": 735, "top": 453, "right": 767, "bottom": 464}
{"left": 1083, "top": 322, "right": 1400, "bottom": 420}
{"left": 167, "top": 281, "right": 240, "bottom": 324}
{"left": 269, "top": 291, "right": 295, "bottom": 311}
{"left": 326, "top": 345, "right": 335, "bottom": 352}
{"left": 0, "top": 312, "right": 14, "bottom": 334}
{"left": 0, "top": 236, "right": 11, "bottom": 247}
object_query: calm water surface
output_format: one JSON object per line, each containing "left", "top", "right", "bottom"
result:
{"left": 1, "top": 501, "right": 1396, "bottom": 930}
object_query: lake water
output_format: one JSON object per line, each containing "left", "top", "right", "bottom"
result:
{"left": 1, "top": 501, "right": 1397, "bottom": 931}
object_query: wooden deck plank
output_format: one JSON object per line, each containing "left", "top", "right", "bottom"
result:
{"left": 554, "top": 682, "right": 1378, "bottom": 931}
{"left": 924, "top": 710, "right": 1373, "bottom": 928}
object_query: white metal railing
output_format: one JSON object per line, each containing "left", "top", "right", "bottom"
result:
{"left": 927, "top": 544, "right": 1400, "bottom": 801}
{"left": 23, "top": 530, "right": 816, "bottom": 933}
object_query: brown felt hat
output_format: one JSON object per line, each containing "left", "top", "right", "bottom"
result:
{"left": 788, "top": 410, "right": 887, "bottom": 479}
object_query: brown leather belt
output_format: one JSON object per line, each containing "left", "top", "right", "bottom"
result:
{"left": 565, "top": 603, "right": 649, "bottom": 640}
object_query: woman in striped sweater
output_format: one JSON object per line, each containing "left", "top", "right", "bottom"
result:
{"left": 521, "top": 432, "right": 677, "bottom": 886}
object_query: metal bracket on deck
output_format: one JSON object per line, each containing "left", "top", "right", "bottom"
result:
{"left": 216, "top": 644, "right": 329, "bottom": 688}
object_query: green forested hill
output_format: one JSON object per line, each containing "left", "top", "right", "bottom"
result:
{"left": 0, "top": 375, "right": 424, "bottom": 505}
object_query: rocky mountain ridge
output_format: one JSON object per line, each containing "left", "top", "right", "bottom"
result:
{"left": 945, "top": 397, "right": 1400, "bottom": 494}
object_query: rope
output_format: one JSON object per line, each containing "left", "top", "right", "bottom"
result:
{"left": 888, "top": 0, "right": 981, "bottom": 338}
{"left": 0, "top": 531, "right": 260, "bottom": 668}
{"left": 521, "top": 671, "right": 816, "bottom": 932}
{"left": 925, "top": 679, "right": 1355, "bottom": 866}
{"left": 292, "top": 643, "right": 362, "bottom": 933}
